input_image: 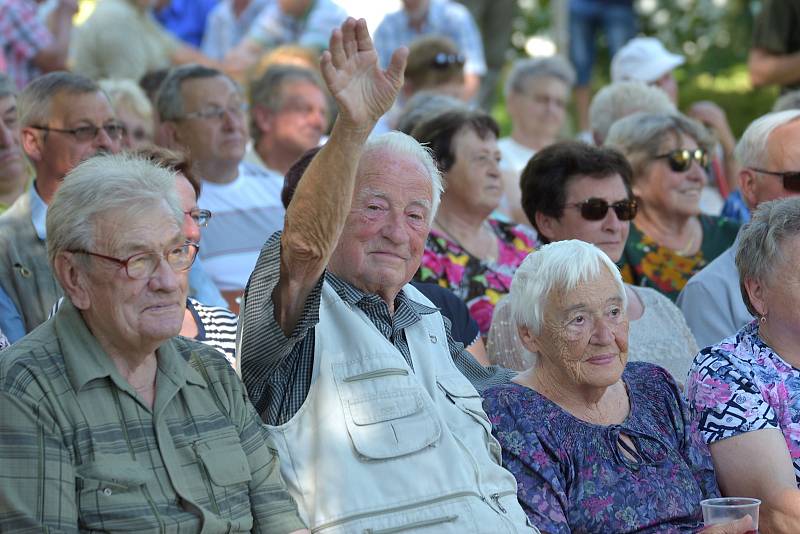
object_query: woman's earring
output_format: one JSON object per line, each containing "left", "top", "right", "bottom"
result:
{"left": 760, "top": 315, "right": 767, "bottom": 325}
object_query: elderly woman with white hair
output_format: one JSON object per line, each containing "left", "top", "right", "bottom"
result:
{"left": 606, "top": 112, "right": 740, "bottom": 302}
{"left": 482, "top": 240, "right": 753, "bottom": 534}
{"left": 98, "top": 78, "right": 155, "bottom": 150}
{"left": 688, "top": 197, "right": 800, "bottom": 534}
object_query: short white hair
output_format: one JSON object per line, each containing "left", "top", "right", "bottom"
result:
{"left": 735, "top": 110, "right": 800, "bottom": 169}
{"left": 510, "top": 240, "right": 627, "bottom": 335}
{"left": 589, "top": 81, "right": 675, "bottom": 144}
{"left": 362, "top": 131, "right": 444, "bottom": 222}
{"left": 47, "top": 153, "right": 182, "bottom": 271}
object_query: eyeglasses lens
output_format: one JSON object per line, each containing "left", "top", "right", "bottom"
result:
{"left": 579, "top": 198, "right": 637, "bottom": 221}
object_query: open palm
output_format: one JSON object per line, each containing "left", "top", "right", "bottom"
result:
{"left": 320, "top": 18, "right": 407, "bottom": 126}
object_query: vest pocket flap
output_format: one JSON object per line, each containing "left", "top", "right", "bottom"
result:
{"left": 198, "top": 441, "right": 253, "bottom": 486}
{"left": 345, "top": 391, "right": 441, "bottom": 460}
{"left": 349, "top": 390, "right": 422, "bottom": 425}
{"left": 436, "top": 374, "right": 481, "bottom": 399}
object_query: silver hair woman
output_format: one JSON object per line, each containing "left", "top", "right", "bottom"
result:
{"left": 483, "top": 240, "right": 752, "bottom": 534}
{"left": 687, "top": 196, "right": 800, "bottom": 534}
{"left": 605, "top": 111, "right": 740, "bottom": 302}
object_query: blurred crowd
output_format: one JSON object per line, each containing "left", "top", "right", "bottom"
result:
{"left": 2, "top": 0, "right": 800, "bottom": 533}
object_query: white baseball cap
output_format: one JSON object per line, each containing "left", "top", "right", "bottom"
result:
{"left": 611, "top": 37, "right": 685, "bottom": 83}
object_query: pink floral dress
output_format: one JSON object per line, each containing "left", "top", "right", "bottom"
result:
{"left": 415, "top": 218, "right": 538, "bottom": 337}
{"left": 687, "top": 320, "right": 800, "bottom": 484}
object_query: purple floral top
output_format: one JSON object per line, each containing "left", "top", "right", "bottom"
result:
{"left": 687, "top": 320, "right": 800, "bottom": 485}
{"left": 484, "top": 362, "right": 718, "bottom": 534}
{"left": 415, "top": 218, "right": 538, "bottom": 337}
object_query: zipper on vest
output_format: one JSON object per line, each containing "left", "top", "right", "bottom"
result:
{"left": 491, "top": 492, "right": 507, "bottom": 513}
{"left": 342, "top": 368, "right": 409, "bottom": 382}
{"left": 363, "top": 514, "right": 459, "bottom": 534}
{"left": 311, "top": 491, "right": 480, "bottom": 533}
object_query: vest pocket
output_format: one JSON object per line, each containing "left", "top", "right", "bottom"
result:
{"left": 436, "top": 374, "right": 493, "bottom": 434}
{"left": 345, "top": 389, "right": 441, "bottom": 460}
{"left": 76, "top": 458, "right": 154, "bottom": 530}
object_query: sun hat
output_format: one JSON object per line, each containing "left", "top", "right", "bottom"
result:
{"left": 611, "top": 37, "right": 685, "bottom": 83}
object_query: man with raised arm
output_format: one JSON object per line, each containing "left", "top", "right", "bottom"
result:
{"left": 237, "top": 17, "right": 538, "bottom": 533}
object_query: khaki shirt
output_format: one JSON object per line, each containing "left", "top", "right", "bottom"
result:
{"left": 71, "top": 0, "right": 181, "bottom": 81}
{"left": 0, "top": 300, "right": 305, "bottom": 533}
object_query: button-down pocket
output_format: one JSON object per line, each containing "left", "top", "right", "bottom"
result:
{"left": 76, "top": 458, "right": 154, "bottom": 531}
{"left": 194, "top": 436, "right": 253, "bottom": 517}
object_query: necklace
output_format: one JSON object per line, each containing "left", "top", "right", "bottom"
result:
{"left": 434, "top": 218, "right": 498, "bottom": 262}
{"left": 675, "top": 229, "right": 697, "bottom": 257}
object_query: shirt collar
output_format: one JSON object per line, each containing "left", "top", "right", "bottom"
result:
{"left": 29, "top": 183, "right": 47, "bottom": 241}
{"left": 325, "top": 271, "right": 438, "bottom": 317}
{"left": 55, "top": 299, "right": 206, "bottom": 393}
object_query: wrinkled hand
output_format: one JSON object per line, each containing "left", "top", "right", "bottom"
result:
{"left": 699, "top": 515, "right": 755, "bottom": 534}
{"left": 320, "top": 18, "right": 407, "bottom": 127}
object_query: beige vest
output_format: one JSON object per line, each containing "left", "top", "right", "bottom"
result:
{"left": 0, "top": 192, "right": 62, "bottom": 334}
{"left": 268, "top": 282, "right": 536, "bottom": 533}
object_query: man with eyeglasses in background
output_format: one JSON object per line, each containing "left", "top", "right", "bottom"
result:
{"left": 158, "top": 64, "right": 285, "bottom": 312}
{"left": 678, "top": 110, "right": 800, "bottom": 349}
{"left": 0, "top": 71, "right": 121, "bottom": 343}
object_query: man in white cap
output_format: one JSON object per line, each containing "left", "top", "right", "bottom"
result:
{"left": 611, "top": 36, "right": 738, "bottom": 215}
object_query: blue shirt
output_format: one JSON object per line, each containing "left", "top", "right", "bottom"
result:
{"left": 244, "top": 0, "right": 347, "bottom": 51}
{"left": 373, "top": 0, "right": 486, "bottom": 76}
{"left": 155, "top": 0, "right": 219, "bottom": 47}
{"left": 720, "top": 189, "right": 751, "bottom": 224}
{"left": 201, "top": 0, "right": 270, "bottom": 59}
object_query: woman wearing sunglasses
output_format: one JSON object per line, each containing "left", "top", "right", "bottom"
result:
{"left": 488, "top": 141, "right": 697, "bottom": 382}
{"left": 605, "top": 112, "right": 740, "bottom": 302}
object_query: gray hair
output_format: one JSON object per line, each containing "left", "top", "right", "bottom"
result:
{"left": 510, "top": 239, "right": 627, "bottom": 336}
{"left": 773, "top": 90, "right": 800, "bottom": 113}
{"left": 47, "top": 153, "right": 182, "bottom": 271}
{"left": 99, "top": 78, "right": 153, "bottom": 122}
{"left": 17, "top": 71, "right": 101, "bottom": 128}
{"left": 590, "top": 81, "right": 675, "bottom": 144}
{"left": 0, "top": 73, "right": 15, "bottom": 99}
{"left": 604, "top": 111, "right": 713, "bottom": 181}
{"left": 504, "top": 56, "right": 576, "bottom": 99}
{"left": 736, "top": 197, "right": 800, "bottom": 317}
{"left": 396, "top": 90, "right": 469, "bottom": 134}
{"left": 734, "top": 110, "right": 800, "bottom": 170}
{"left": 156, "top": 64, "right": 237, "bottom": 121}
{"left": 249, "top": 65, "right": 326, "bottom": 144}
{"left": 362, "top": 131, "right": 444, "bottom": 222}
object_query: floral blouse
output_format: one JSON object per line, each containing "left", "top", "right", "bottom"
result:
{"left": 484, "top": 362, "right": 719, "bottom": 534}
{"left": 619, "top": 215, "right": 739, "bottom": 302}
{"left": 687, "top": 320, "right": 800, "bottom": 485}
{"left": 415, "top": 218, "right": 537, "bottom": 337}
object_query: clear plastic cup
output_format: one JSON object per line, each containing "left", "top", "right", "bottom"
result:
{"left": 700, "top": 497, "right": 760, "bottom": 532}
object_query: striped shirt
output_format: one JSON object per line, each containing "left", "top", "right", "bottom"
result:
{"left": 238, "top": 231, "right": 516, "bottom": 426}
{"left": 188, "top": 297, "right": 238, "bottom": 366}
{"left": 0, "top": 299, "right": 305, "bottom": 533}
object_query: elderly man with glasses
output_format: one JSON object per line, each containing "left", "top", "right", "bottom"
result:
{"left": 159, "top": 65, "right": 285, "bottom": 312}
{"left": 679, "top": 109, "right": 800, "bottom": 349}
{"left": 0, "top": 71, "right": 122, "bottom": 343}
{"left": 0, "top": 152, "right": 308, "bottom": 534}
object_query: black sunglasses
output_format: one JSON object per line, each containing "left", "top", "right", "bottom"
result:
{"left": 564, "top": 198, "right": 638, "bottom": 221}
{"left": 653, "top": 148, "right": 709, "bottom": 172}
{"left": 749, "top": 168, "right": 800, "bottom": 192}
{"left": 432, "top": 53, "right": 465, "bottom": 69}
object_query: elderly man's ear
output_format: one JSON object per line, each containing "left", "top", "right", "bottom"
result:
{"left": 20, "top": 127, "right": 44, "bottom": 163}
{"left": 738, "top": 168, "right": 760, "bottom": 209}
{"left": 53, "top": 252, "right": 92, "bottom": 310}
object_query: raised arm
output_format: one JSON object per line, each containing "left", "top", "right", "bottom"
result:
{"left": 275, "top": 18, "right": 407, "bottom": 335}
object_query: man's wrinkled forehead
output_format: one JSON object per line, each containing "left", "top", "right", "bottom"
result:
{"left": 356, "top": 151, "right": 433, "bottom": 202}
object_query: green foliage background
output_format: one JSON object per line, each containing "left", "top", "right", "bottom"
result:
{"left": 496, "top": 0, "right": 778, "bottom": 137}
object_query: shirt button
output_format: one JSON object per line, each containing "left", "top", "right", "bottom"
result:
{"left": 103, "top": 488, "right": 113, "bottom": 496}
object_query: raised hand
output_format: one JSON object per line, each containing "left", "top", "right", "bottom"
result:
{"left": 320, "top": 18, "right": 408, "bottom": 127}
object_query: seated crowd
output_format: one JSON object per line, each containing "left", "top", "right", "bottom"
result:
{"left": 1, "top": 1, "right": 800, "bottom": 532}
